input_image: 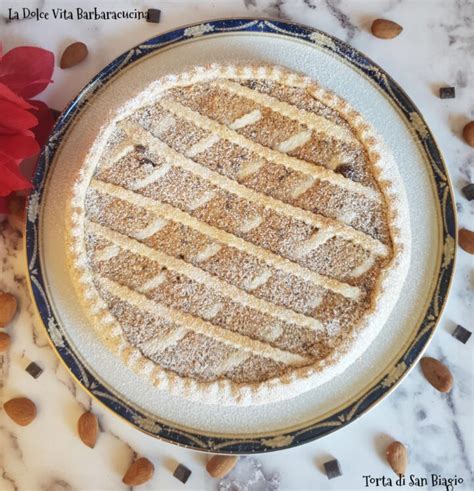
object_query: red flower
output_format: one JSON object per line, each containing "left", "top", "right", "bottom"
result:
{"left": 0, "top": 45, "right": 55, "bottom": 213}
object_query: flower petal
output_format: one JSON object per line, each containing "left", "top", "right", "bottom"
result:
{"left": 0, "top": 158, "right": 32, "bottom": 196}
{"left": 0, "top": 81, "right": 34, "bottom": 109}
{"left": 0, "top": 130, "right": 39, "bottom": 159}
{"left": 0, "top": 153, "right": 21, "bottom": 166}
{"left": 0, "top": 125, "right": 18, "bottom": 135}
{"left": 0, "top": 46, "right": 54, "bottom": 98}
{"left": 28, "top": 100, "right": 55, "bottom": 147}
{"left": 0, "top": 100, "right": 38, "bottom": 131}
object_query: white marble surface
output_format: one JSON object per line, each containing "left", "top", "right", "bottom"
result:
{"left": 1, "top": 1, "right": 473, "bottom": 490}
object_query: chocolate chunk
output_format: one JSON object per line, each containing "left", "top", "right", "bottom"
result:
{"left": 248, "top": 80, "right": 258, "bottom": 90}
{"left": 439, "top": 87, "right": 455, "bottom": 99}
{"left": 139, "top": 157, "right": 157, "bottom": 167}
{"left": 147, "top": 8, "right": 161, "bottom": 23}
{"left": 134, "top": 144, "right": 146, "bottom": 153}
{"left": 452, "top": 325, "right": 471, "bottom": 344}
{"left": 173, "top": 463, "right": 191, "bottom": 483}
{"left": 336, "top": 164, "right": 355, "bottom": 179}
{"left": 324, "top": 459, "right": 342, "bottom": 479}
{"left": 25, "top": 361, "right": 43, "bottom": 379}
{"left": 462, "top": 183, "right": 474, "bottom": 201}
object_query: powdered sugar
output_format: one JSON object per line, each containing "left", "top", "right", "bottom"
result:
{"left": 66, "top": 64, "right": 411, "bottom": 406}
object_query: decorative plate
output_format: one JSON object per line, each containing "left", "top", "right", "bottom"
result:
{"left": 25, "top": 18, "right": 456, "bottom": 453}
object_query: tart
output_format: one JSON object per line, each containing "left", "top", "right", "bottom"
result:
{"left": 68, "top": 64, "right": 410, "bottom": 405}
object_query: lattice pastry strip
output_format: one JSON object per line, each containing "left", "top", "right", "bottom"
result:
{"left": 67, "top": 64, "right": 410, "bottom": 405}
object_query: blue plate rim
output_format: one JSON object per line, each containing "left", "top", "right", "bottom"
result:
{"left": 24, "top": 17, "right": 456, "bottom": 453}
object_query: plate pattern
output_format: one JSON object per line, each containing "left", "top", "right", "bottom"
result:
{"left": 26, "top": 18, "right": 456, "bottom": 453}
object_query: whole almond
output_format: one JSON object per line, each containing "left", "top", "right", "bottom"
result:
{"left": 77, "top": 411, "right": 99, "bottom": 448}
{"left": 122, "top": 457, "right": 154, "bottom": 486}
{"left": 206, "top": 456, "right": 238, "bottom": 478}
{"left": 60, "top": 42, "right": 88, "bottom": 69}
{"left": 3, "top": 397, "right": 37, "bottom": 426}
{"left": 462, "top": 121, "right": 474, "bottom": 147}
{"left": 459, "top": 228, "right": 474, "bottom": 254}
{"left": 0, "top": 292, "right": 17, "bottom": 328}
{"left": 386, "top": 441, "right": 408, "bottom": 475}
{"left": 420, "top": 357, "right": 453, "bottom": 392}
{"left": 371, "top": 19, "right": 403, "bottom": 39}
{"left": 0, "top": 332, "right": 11, "bottom": 352}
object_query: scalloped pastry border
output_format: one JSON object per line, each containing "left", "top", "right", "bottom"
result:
{"left": 66, "top": 64, "right": 411, "bottom": 406}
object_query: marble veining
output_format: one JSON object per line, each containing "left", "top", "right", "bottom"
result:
{"left": 0, "top": 0, "right": 473, "bottom": 490}
{"left": 323, "top": 0, "right": 358, "bottom": 42}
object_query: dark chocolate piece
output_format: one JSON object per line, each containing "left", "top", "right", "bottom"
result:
{"left": 147, "top": 8, "right": 161, "bottom": 23}
{"left": 439, "top": 87, "right": 455, "bottom": 99}
{"left": 138, "top": 157, "right": 156, "bottom": 167}
{"left": 173, "top": 463, "right": 192, "bottom": 483}
{"left": 324, "top": 459, "right": 342, "bottom": 480}
{"left": 134, "top": 144, "right": 146, "bottom": 153}
{"left": 452, "top": 325, "right": 471, "bottom": 344}
{"left": 462, "top": 183, "right": 474, "bottom": 201}
{"left": 335, "top": 164, "right": 355, "bottom": 179}
{"left": 25, "top": 361, "right": 43, "bottom": 379}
